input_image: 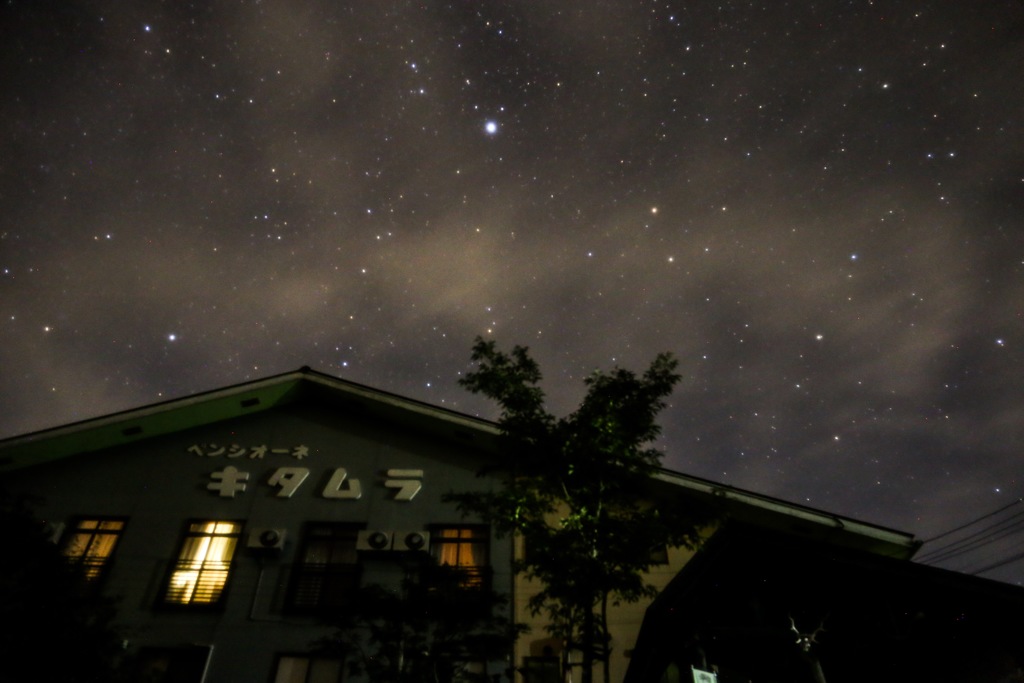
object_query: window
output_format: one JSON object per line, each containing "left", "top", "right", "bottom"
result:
{"left": 273, "top": 654, "right": 344, "bottom": 683}
{"left": 61, "top": 517, "right": 126, "bottom": 591}
{"left": 430, "top": 525, "right": 490, "bottom": 589}
{"left": 130, "top": 645, "right": 212, "bottom": 682}
{"left": 523, "top": 656, "right": 562, "bottom": 683}
{"left": 287, "top": 523, "right": 361, "bottom": 612}
{"left": 161, "top": 520, "right": 242, "bottom": 607}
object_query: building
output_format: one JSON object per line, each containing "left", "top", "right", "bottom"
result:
{"left": 1, "top": 369, "right": 510, "bottom": 682}
{"left": 2, "top": 368, "right": 1022, "bottom": 682}
{"left": 623, "top": 521, "right": 1024, "bottom": 683}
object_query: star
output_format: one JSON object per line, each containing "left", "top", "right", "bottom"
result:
{"left": 484, "top": 121, "right": 498, "bottom": 135}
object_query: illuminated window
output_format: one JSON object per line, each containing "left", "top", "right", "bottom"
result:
{"left": 430, "top": 525, "right": 490, "bottom": 589}
{"left": 162, "top": 520, "right": 242, "bottom": 607}
{"left": 61, "top": 517, "right": 126, "bottom": 591}
{"left": 287, "top": 523, "right": 361, "bottom": 612}
{"left": 273, "top": 654, "right": 343, "bottom": 683}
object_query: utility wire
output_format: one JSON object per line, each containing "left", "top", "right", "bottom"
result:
{"left": 919, "top": 497, "right": 1023, "bottom": 544}
{"left": 916, "top": 508, "right": 1024, "bottom": 564}
{"left": 969, "top": 548, "right": 1024, "bottom": 576}
{"left": 919, "top": 521, "right": 1024, "bottom": 566}
{"left": 917, "top": 515, "right": 1024, "bottom": 564}
{"left": 962, "top": 532, "right": 1024, "bottom": 574}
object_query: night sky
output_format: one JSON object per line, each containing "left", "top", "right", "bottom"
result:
{"left": 2, "top": 2, "right": 1023, "bottom": 581}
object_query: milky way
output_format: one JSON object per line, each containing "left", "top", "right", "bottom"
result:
{"left": 1, "top": 2, "right": 1023, "bottom": 581}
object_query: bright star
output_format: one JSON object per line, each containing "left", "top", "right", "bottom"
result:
{"left": 484, "top": 121, "right": 498, "bottom": 134}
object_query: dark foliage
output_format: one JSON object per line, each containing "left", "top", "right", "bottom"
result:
{"left": 446, "top": 338, "right": 712, "bottom": 683}
{"left": 319, "top": 556, "right": 523, "bottom": 683}
{"left": 0, "top": 490, "right": 124, "bottom": 683}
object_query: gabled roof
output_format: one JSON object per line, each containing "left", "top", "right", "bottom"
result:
{"left": 0, "top": 367, "right": 918, "bottom": 558}
{"left": 0, "top": 367, "right": 499, "bottom": 473}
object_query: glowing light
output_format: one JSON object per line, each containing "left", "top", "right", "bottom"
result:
{"left": 484, "top": 121, "right": 498, "bottom": 134}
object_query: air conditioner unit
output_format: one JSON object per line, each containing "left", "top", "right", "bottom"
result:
{"left": 394, "top": 530, "right": 430, "bottom": 552}
{"left": 247, "top": 528, "right": 286, "bottom": 550}
{"left": 357, "top": 530, "right": 393, "bottom": 551}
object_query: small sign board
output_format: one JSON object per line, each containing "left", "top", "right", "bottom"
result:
{"left": 691, "top": 667, "right": 717, "bottom": 683}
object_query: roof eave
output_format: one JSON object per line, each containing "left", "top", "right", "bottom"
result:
{"left": 654, "top": 468, "right": 920, "bottom": 559}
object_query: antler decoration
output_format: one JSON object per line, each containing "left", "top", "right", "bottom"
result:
{"left": 789, "top": 615, "right": 826, "bottom": 653}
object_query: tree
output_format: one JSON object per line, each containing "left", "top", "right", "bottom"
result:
{"left": 446, "top": 338, "right": 710, "bottom": 683}
{"left": 0, "top": 490, "right": 125, "bottom": 683}
{"left": 320, "top": 556, "right": 522, "bottom": 683}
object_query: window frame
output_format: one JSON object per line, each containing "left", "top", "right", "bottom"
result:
{"left": 428, "top": 524, "right": 491, "bottom": 590}
{"left": 522, "top": 655, "right": 562, "bottom": 683}
{"left": 60, "top": 516, "right": 127, "bottom": 593}
{"left": 285, "top": 522, "right": 364, "bottom": 614}
{"left": 271, "top": 653, "right": 345, "bottom": 683}
{"left": 158, "top": 519, "right": 243, "bottom": 609}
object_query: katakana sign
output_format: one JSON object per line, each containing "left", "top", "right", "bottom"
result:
{"left": 206, "top": 466, "right": 423, "bottom": 502}
{"left": 188, "top": 443, "right": 309, "bottom": 460}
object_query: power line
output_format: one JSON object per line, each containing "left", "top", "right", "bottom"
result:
{"left": 915, "top": 498, "right": 1024, "bottom": 570}
{"left": 969, "top": 548, "right": 1024, "bottom": 576}
{"left": 916, "top": 509, "right": 1024, "bottom": 564}
{"left": 919, "top": 497, "right": 1023, "bottom": 544}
